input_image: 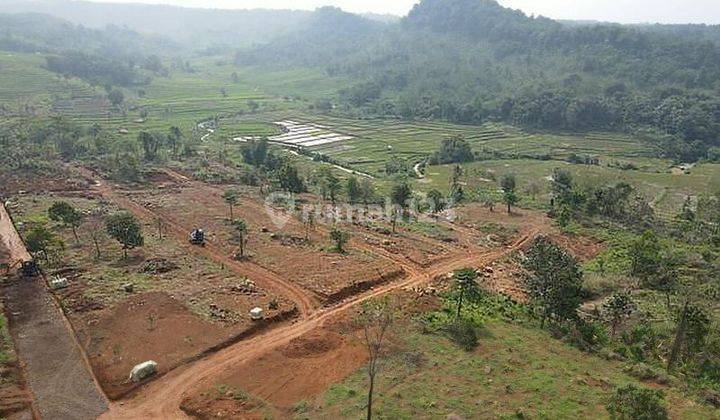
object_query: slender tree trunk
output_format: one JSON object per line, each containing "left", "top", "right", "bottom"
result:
{"left": 71, "top": 226, "right": 79, "bottom": 242}
{"left": 92, "top": 236, "right": 101, "bottom": 260}
{"left": 240, "top": 233, "right": 245, "bottom": 257}
{"left": 456, "top": 290, "right": 464, "bottom": 320}
{"left": 667, "top": 301, "right": 689, "bottom": 373}
{"left": 507, "top": 203, "right": 511, "bottom": 214}
{"left": 229, "top": 205, "right": 234, "bottom": 222}
{"left": 366, "top": 372, "right": 375, "bottom": 420}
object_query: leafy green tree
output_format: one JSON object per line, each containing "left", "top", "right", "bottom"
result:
{"left": 551, "top": 168, "right": 574, "bottom": 206}
{"left": 452, "top": 268, "right": 480, "bottom": 320}
{"left": 48, "top": 201, "right": 84, "bottom": 242}
{"left": 450, "top": 165, "right": 464, "bottom": 204}
{"left": 105, "top": 211, "right": 144, "bottom": 259}
{"left": 390, "top": 180, "right": 412, "bottom": 233}
{"left": 346, "top": 176, "right": 361, "bottom": 204}
{"left": 630, "top": 231, "right": 677, "bottom": 307}
{"left": 168, "top": 126, "right": 182, "bottom": 157}
{"left": 500, "top": 173, "right": 519, "bottom": 214}
{"left": 232, "top": 219, "right": 248, "bottom": 258}
{"left": 330, "top": 227, "right": 349, "bottom": 253}
{"left": 241, "top": 139, "right": 269, "bottom": 166}
{"left": 602, "top": 291, "right": 636, "bottom": 337}
{"left": 359, "top": 178, "right": 376, "bottom": 206}
{"left": 326, "top": 171, "right": 341, "bottom": 205}
{"left": 25, "top": 224, "right": 58, "bottom": 261}
{"left": 523, "top": 237, "right": 583, "bottom": 327}
{"left": 630, "top": 231, "right": 663, "bottom": 280}
{"left": 222, "top": 189, "right": 240, "bottom": 222}
{"left": 277, "top": 163, "right": 306, "bottom": 193}
{"left": 427, "top": 189, "right": 445, "bottom": 214}
{"left": 606, "top": 384, "right": 668, "bottom": 420}
{"left": 138, "top": 131, "right": 161, "bottom": 161}
{"left": 667, "top": 301, "right": 711, "bottom": 373}
{"left": 429, "top": 136, "right": 474, "bottom": 164}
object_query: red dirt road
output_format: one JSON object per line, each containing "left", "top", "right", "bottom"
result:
{"left": 0, "top": 203, "right": 31, "bottom": 264}
{"left": 98, "top": 229, "right": 538, "bottom": 419}
{"left": 72, "top": 165, "right": 546, "bottom": 418}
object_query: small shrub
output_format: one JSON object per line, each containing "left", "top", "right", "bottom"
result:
{"left": 606, "top": 384, "right": 668, "bottom": 420}
{"left": 443, "top": 319, "right": 479, "bottom": 351}
{"left": 623, "top": 363, "right": 671, "bottom": 385}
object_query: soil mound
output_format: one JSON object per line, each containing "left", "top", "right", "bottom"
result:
{"left": 280, "top": 331, "right": 343, "bottom": 359}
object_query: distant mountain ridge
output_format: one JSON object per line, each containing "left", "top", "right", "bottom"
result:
{"left": 0, "top": 0, "right": 312, "bottom": 48}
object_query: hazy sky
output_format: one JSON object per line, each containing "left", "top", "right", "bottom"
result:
{"left": 83, "top": 0, "right": 720, "bottom": 24}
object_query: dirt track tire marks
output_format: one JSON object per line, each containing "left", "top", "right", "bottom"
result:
{"left": 100, "top": 227, "right": 541, "bottom": 419}
{"left": 75, "top": 166, "right": 544, "bottom": 418}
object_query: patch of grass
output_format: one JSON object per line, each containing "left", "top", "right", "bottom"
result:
{"left": 0, "top": 314, "right": 16, "bottom": 365}
{"left": 309, "top": 318, "right": 717, "bottom": 419}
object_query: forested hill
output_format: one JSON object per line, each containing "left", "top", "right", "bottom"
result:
{"left": 0, "top": 0, "right": 311, "bottom": 49}
{"left": 235, "top": 7, "right": 384, "bottom": 67}
{"left": 241, "top": 0, "right": 720, "bottom": 162}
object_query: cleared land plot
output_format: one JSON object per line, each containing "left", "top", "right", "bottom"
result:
{"left": 11, "top": 190, "right": 296, "bottom": 399}
{"left": 124, "top": 180, "right": 403, "bottom": 304}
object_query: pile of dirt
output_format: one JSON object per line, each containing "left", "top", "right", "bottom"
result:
{"left": 183, "top": 329, "right": 366, "bottom": 415}
{"left": 141, "top": 258, "right": 179, "bottom": 275}
{"left": 181, "top": 389, "right": 263, "bottom": 420}
{"left": 280, "top": 331, "right": 342, "bottom": 359}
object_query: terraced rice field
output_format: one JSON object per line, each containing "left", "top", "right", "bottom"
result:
{"left": 231, "top": 113, "right": 654, "bottom": 177}
{"left": 0, "top": 53, "right": 96, "bottom": 114}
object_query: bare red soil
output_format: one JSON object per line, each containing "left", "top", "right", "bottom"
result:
{"left": 181, "top": 327, "right": 366, "bottom": 419}
{"left": 72, "top": 291, "right": 296, "bottom": 399}
{"left": 3, "top": 165, "right": 605, "bottom": 419}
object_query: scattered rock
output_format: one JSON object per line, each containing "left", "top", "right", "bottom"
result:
{"left": 250, "top": 307, "right": 264, "bottom": 320}
{"left": 129, "top": 361, "right": 158, "bottom": 383}
{"left": 122, "top": 283, "right": 134, "bottom": 293}
{"left": 483, "top": 365, "right": 493, "bottom": 375}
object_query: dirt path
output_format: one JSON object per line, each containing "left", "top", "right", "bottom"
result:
{"left": 0, "top": 203, "right": 31, "bottom": 264}
{"left": 75, "top": 167, "right": 317, "bottom": 316}
{"left": 75, "top": 165, "right": 543, "bottom": 418}
{"left": 99, "top": 228, "right": 538, "bottom": 419}
{"left": 4, "top": 276, "right": 109, "bottom": 419}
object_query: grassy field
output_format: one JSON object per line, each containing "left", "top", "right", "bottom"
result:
{"left": 306, "top": 320, "right": 717, "bottom": 419}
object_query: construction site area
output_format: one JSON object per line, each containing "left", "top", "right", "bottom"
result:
{"left": 0, "top": 159, "right": 596, "bottom": 419}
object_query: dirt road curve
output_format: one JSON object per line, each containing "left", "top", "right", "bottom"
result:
{"left": 99, "top": 230, "right": 537, "bottom": 419}
{"left": 72, "top": 166, "right": 540, "bottom": 419}
{"left": 0, "top": 202, "right": 31, "bottom": 263}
